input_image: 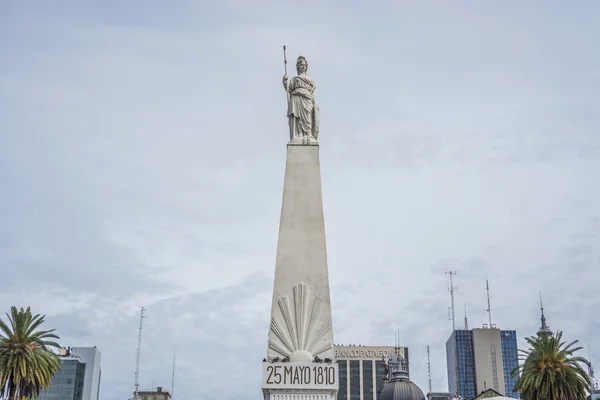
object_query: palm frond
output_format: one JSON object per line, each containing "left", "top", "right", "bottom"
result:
{"left": 0, "top": 306, "right": 62, "bottom": 400}
{"left": 513, "top": 330, "right": 591, "bottom": 400}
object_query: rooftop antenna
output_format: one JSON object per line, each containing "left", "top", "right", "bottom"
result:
{"left": 171, "top": 354, "right": 176, "bottom": 399}
{"left": 134, "top": 306, "right": 146, "bottom": 394}
{"left": 427, "top": 345, "right": 432, "bottom": 393}
{"left": 486, "top": 280, "right": 492, "bottom": 328}
{"left": 464, "top": 304, "right": 469, "bottom": 330}
{"left": 446, "top": 270, "right": 458, "bottom": 331}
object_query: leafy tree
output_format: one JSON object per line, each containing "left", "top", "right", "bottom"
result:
{"left": 0, "top": 307, "right": 61, "bottom": 400}
{"left": 512, "top": 330, "right": 591, "bottom": 400}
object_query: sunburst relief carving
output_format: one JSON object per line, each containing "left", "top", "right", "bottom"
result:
{"left": 268, "top": 282, "right": 333, "bottom": 359}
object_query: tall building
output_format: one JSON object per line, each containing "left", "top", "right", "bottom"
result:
{"left": 499, "top": 331, "right": 518, "bottom": 398}
{"left": 446, "top": 330, "right": 476, "bottom": 399}
{"left": 334, "top": 345, "right": 409, "bottom": 400}
{"left": 446, "top": 328, "right": 520, "bottom": 400}
{"left": 71, "top": 347, "right": 101, "bottom": 400}
{"left": 261, "top": 54, "right": 338, "bottom": 400}
{"left": 38, "top": 348, "right": 86, "bottom": 400}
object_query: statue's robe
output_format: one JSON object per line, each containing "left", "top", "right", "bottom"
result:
{"left": 288, "top": 75, "right": 319, "bottom": 139}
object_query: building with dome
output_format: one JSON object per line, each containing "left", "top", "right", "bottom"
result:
{"left": 378, "top": 351, "right": 425, "bottom": 400}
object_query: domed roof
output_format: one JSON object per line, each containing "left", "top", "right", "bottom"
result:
{"left": 378, "top": 380, "right": 426, "bottom": 400}
{"left": 378, "top": 351, "right": 426, "bottom": 400}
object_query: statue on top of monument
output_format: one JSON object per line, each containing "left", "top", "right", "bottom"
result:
{"left": 282, "top": 47, "right": 320, "bottom": 144}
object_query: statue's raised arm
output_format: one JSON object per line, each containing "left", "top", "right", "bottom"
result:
{"left": 282, "top": 50, "right": 320, "bottom": 145}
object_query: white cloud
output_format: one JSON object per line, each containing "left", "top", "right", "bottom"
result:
{"left": 1, "top": 1, "right": 599, "bottom": 399}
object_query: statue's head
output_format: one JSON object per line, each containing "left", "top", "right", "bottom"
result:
{"left": 296, "top": 56, "right": 308, "bottom": 74}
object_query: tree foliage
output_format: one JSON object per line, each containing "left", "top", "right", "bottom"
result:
{"left": 0, "top": 307, "right": 61, "bottom": 400}
{"left": 512, "top": 330, "right": 591, "bottom": 400}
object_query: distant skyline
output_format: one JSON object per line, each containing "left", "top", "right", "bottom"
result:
{"left": 1, "top": 1, "right": 599, "bottom": 400}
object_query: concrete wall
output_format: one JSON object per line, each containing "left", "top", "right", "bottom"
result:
{"left": 472, "top": 329, "right": 505, "bottom": 396}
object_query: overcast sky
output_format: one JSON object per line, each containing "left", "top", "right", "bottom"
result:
{"left": 1, "top": 1, "right": 599, "bottom": 399}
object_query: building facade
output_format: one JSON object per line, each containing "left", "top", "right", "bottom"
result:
{"left": 134, "top": 387, "right": 171, "bottom": 400}
{"left": 335, "top": 345, "right": 409, "bottom": 400}
{"left": 499, "top": 330, "right": 518, "bottom": 398}
{"left": 71, "top": 347, "right": 101, "bottom": 400}
{"left": 38, "top": 352, "right": 86, "bottom": 400}
{"left": 426, "top": 392, "right": 453, "bottom": 400}
{"left": 39, "top": 347, "right": 101, "bottom": 400}
{"left": 446, "top": 328, "right": 519, "bottom": 400}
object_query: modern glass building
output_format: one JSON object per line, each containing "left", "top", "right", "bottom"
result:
{"left": 446, "top": 328, "right": 520, "bottom": 400}
{"left": 500, "top": 330, "right": 519, "bottom": 398}
{"left": 335, "top": 345, "right": 409, "bottom": 400}
{"left": 446, "top": 330, "right": 476, "bottom": 400}
{"left": 39, "top": 347, "right": 101, "bottom": 400}
{"left": 38, "top": 356, "right": 86, "bottom": 400}
{"left": 71, "top": 347, "right": 102, "bottom": 400}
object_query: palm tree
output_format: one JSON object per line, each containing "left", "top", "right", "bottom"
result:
{"left": 0, "top": 306, "right": 61, "bottom": 400}
{"left": 512, "top": 330, "right": 591, "bottom": 400}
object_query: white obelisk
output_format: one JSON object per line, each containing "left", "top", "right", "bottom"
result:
{"left": 262, "top": 53, "right": 338, "bottom": 400}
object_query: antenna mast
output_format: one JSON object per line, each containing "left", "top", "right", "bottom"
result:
{"left": 486, "top": 280, "right": 493, "bottom": 327}
{"left": 446, "top": 270, "right": 458, "bottom": 331}
{"left": 464, "top": 304, "right": 469, "bottom": 330}
{"left": 134, "top": 307, "right": 146, "bottom": 394}
{"left": 427, "top": 345, "right": 432, "bottom": 393}
{"left": 171, "top": 354, "right": 176, "bottom": 399}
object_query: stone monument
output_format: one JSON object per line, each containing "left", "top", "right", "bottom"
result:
{"left": 261, "top": 49, "right": 338, "bottom": 400}
{"left": 282, "top": 49, "right": 320, "bottom": 145}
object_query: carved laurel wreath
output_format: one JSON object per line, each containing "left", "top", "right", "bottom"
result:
{"left": 269, "top": 282, "right": 333, "bottom": 359}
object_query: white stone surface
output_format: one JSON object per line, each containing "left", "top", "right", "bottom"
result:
{"left": 265, "top": 391, "right": 336, "bottom": 400}
{"left": 262, "top": 144, "right": 337, "bottom": 400}
{"left": 282, "top": 55, "right": 320, "bottom": 143}
{"left": 266, "top": 144, "right": 334, "bottom": 362}
{"left": 262, "top": 362, "right": 338, "bottom": 390}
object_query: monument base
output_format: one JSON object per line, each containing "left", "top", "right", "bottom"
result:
{"left": 263, "top": 389, "right": 337, "bottom": 400}
{"left": 262, "top": 362, "right": 338, "bottom": 400}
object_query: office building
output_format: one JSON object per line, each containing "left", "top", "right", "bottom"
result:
{"left": 335, "top": 345, "right": 409, "bottom": 400}
{"left": 38, "top": 348, "right": 86, "bottom": 400}
{"left": 446, "top": 327, "right": 519, "bottom": 400}
{"left": 39, "top": 347, "right": 101, "bottom": 400}
{"left": 71, "top": 347, "right": 101, "bottom": 400}
{"left": 499, "top": 330, "right": 518, "bottom": 398}
{"left": 134, "top": 387, "right": 171, "bottom": 400}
